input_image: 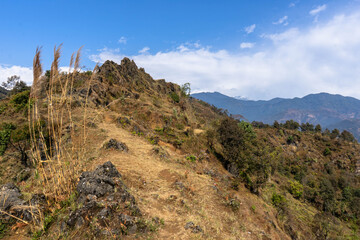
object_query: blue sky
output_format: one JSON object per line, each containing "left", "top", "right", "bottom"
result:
{"left": 1, "top": 0, "right": 360, "bottom": 100}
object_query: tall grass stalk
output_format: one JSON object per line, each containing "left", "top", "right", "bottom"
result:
{"left": 29, "top": 46, "right": 94, "bottom": 205}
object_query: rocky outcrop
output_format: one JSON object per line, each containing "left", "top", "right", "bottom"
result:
{"left": 64, "top": 161, "right": 159, "bottom": 237}
{"left": 0, "top": 183, "right": 45, "bottom": 223}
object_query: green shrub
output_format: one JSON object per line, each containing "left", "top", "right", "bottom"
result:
{"left": 288, "top": 180, "right": 304, "bottom": 199}
{"left": 175, "top": 123, "right": 184, "bottom": 130}
{"left": 287, "top": 136, "right": 295, "bottom": 144}
{"left": 0, "top": 104, "right": 7, "bottom": 115}
{"left": 323, "top": 147, "right": 331, "bottom": 156}
{"left": 0, "top": 123, "right": 16, "bottom": 155}
{"left": 0, "top": 222, "right": 8, "bottom": 238}
{"left": 186, "top": 155, "right": 197, "bottom": 162}
{"left": 154, "top": 127, "right": 164, "bottom": 134}
{"left": 271, "top": 193, "right": 286, "bottom": 207}
{"left": 169, "top": 92, "right": 180, "bottom": 103}
{"left": 238, "top": 121, "right": 256, "bottom": 139}
{"left": 250, "top": 205, "right": 256, "bottom": 213}
{"left": 227, "top": 198, "right": 241, "bottom": 211}
{"left": 10, "top": 90, "right": 30, "bottom": 112}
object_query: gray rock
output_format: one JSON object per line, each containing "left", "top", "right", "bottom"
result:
{"left": 0, "top": 183, "right": 24, "bottom": 210}
{"left": 185, "top": 221, "right": 195, "bottom": 230}
{"left": 65, "top": 161, "right": 149, "bottom": 237}
{"left": 93, "top": 161, "right": 122, "bottom": 178}
{"left": 192, "top": 225, "right": 203, "bottom": 233}
{"left": 76, "top": 161, "right": 122, "bottom": 198}
{"left": 77, "top": 172, "right": 115, "bottom": 197}
{"left": 103, "top": 139, "right": 129, "bottom": 152}
{"left": 185, "top": 221, "right": 203, "bottom": 233}
{"left": 0, "top": 183, "right": 43, "bottom": 222}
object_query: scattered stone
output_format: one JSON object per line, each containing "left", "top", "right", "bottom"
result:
{"left": 174, "top": 180, "right": 185, "bottom": 190}
{"left": 86, "top": 121, "right": 97, "bottom": 128}
{"left": 103, "top": 139, "right": 128, "bottom": 152}
{"left": 152, "top": 146, "right": 169, "bottom": 160}
{"left": 192, "top": 225, "right": 203, "bottom": 233}
{"left": 203, "top": 168, "right": 218, "bottom": 178}
{"left": 185, "top": 221, "right": 203, "bottom": 233}
{"left": 184, "top": 221, "right": 195, "bottom": 230}
{"left": 116, "top": 117, "right": 131, "bottom": 126}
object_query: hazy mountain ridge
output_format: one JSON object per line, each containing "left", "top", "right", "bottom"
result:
{"left": 192, "top": 91, "right": 360, "bottom": 140}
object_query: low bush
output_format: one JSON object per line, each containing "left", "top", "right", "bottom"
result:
{"left": 288, "top": 180, "right": 304, "bottom": 199}
{"left": 10, "top": 90, "right": 30, "bottom": 112}
{"left": 271, "top": 192, "right": 286, "bottom": 208}
{"left": 169, "top": 92, "right": 180, "bottom": 103}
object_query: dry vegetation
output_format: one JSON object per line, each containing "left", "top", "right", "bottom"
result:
{"left": 0, "top": 47, "right": 359, "bottom": 239}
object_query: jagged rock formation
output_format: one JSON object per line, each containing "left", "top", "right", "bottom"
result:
{"left": 63, "top": 161, "right": 158, "bottom": 237}
{"left": 88, "top": 58, "right": 181, "bottom": 106}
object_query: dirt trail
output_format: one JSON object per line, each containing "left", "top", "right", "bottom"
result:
{"left": 88, "top": 116, "right": 288, "bottom": 240}
{"left": 95, "top": 121, "right": 195, "bottom": 239}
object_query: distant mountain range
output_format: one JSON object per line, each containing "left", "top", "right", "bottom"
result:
{"left": 191, "top": 92, "right": 360, "bottom": 141}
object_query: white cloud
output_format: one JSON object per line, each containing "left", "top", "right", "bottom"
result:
{"left": 289, "top": 3, "right": 296, "bottom": 8}
{"left": 310, "top": 4, "right": 327, "bottom": 16}
{"left": 139, "top": 47, "right": 150, "bottom": 54}
{"left": 240, "top": 42, "right": 255, "bottom": 49}
{"left": 245, "top": 24, "right": 256, "bottom": 34}
{"left": 118, "top": 36, "right": 127, "bottom": 44}
{"left": 273, "top": 16, "right": 288, "bottom": 25}
{"left": 0, "top": 65, "right": 33, "bottom": 86}
{"left": 89, "top": 12, "right": 360, "bottom": 100}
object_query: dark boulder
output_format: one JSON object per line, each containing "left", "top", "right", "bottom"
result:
{"left": 0, "top": 183, "right": 44, "bottom": 222}
{"left": 64, "top": 161, "right": 158, "bottom": 238}
{"left": 103, "top": 139, "right": 129, "bottom": 152}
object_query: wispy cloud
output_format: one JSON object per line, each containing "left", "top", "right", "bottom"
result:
{"left": 273, "top": 16, "right": 288, "bottom": 26}
{"left": 240, "top": 42, "right": 255, "bottom": 49}
{"left": 289, "top": 3, "right": 296, "bottom": 8}
{"left": 262, "top": 28, "right": 300, "bottom": 43}
{"left": 118, "top": 36, "right": 127, "bottom": 44}
{"left": 245, "top": 24, "right": 256, "bottom": 34}
{"left": 310, "top": 4, "right": 327, "bottom": 16}
{"left": 139, "top": 47, "right": 150, "bottom": 54}
{"left": 90, "top": 12, "right": 360, "bottom": 100}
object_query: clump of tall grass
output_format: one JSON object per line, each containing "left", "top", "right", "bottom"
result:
{"left": 29, "top": 45, "right": 96, "bottom": 203}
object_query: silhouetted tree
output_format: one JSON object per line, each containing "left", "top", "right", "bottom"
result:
{"left": 283, "top": 120, "right": 300, "bottom": 130}
{"left": 339, "top": 130, "right": 355, "bottom": 142}
{"left": 330, "top": 129, "right": 340, "bottom": 139}
{"left": 315, "top": 124, "right": 322, "bottom": 133}
{"left": 2, "top": 75, "right": 29, "bottom": 95}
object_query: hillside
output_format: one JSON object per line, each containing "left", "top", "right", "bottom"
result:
{"left": 0, "top": 53, "right": 359, "bottom": 239}
{"left": 0, "top": 87, "right": 8, "bottom": 99}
